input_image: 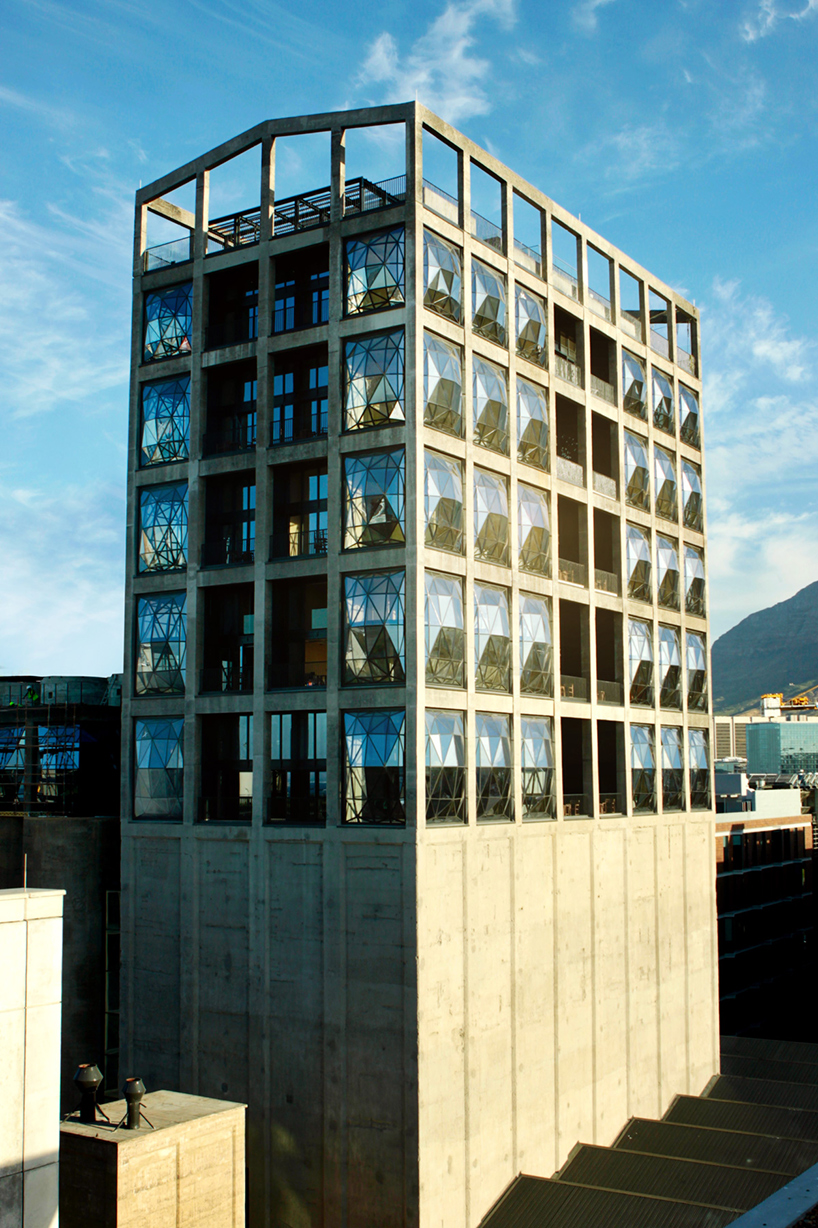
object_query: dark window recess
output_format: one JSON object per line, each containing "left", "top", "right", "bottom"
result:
{"left": 206, "top": 264, "right": 259, "bottom": 348}
{"left": 554, "top": 306, "right": 581, "bottom": 369}
{"left": 555, "top": 394, "right": 585, "bottom": 485}
{"left": 589, "top": 328, "right": 615, "bottom": 392}
{"left": 199, "top": 714, "right": 253, "bottom": 823}
{"left": 272, "top": 247, "right": 329, "bottom": 334}
{"left": 595, "top": 608, "right": 623, "bottom": 705}
{"left": 597, "top": 720, "right": 625, "bottom": 814}
{"left": 562, "top": 716, "right": 592, "bottom": 817}
{"left": 271, "top": 463, "right": 328, "bottom": 559}
{"left": 202, "top": 473, "right": 256, "bottom": 566}
{"left": 593, "top": 508, "right": 620, "bottom": 594}
{"left": 269, "top": 711, "right": 327, "bottom": 824}
{"left": 269, "top": 577, "right": 328, "bottom": 689}
{"left": 204, "top": 361, "right": 257, "bottom": 455}
{"left": 201, "top": 584, "right": 254, "bottom": 693}
{"left": 559, "top": 598, "right": 589, "bottom": 702}
{"left": 591, "top": 412, "right": 617, "bottom": 498}
{"left": 557, "top": 495, "right": 587, "bottom": 587}
{"left": 271, "top": 346, "right": 328, "bottom": 444}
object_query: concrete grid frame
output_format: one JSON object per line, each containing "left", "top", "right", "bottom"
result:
{"left": 122, "top": 103, "right": 718, "bottom": 1228}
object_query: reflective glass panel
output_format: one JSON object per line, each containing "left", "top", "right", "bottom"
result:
{"left": 517, "top": 378, "right": 549, "bottom": 470}
{"left": 424, "top": 450, "right": 463, "bottom": 554}
{"left": 425, "top": 572, "right": 465, "bottom": 687}
{"left": 516, "top": 284, "right": 548, "bottom": 367}
{"left": 344, "top": 449, "right": 405, "bottom": 548}
{"left": 472, "top": 258, "right": 507, "bottom": 346}
{"left": 652, "top": 368, "right": 674, "bottom": 433}
{"left": 474, "top": 582, "right": 511, "bottom": 692}
{"left": 520, "top": 594, "right": 553, "bottom": 696}
{"left": 622, "top": 350, "right": 647, "bottom": 419}
{"left": 630, "top": 725, "right": 656, "bottom": 813}
{"left": 688, "top": 728, "right": 710, "bottom": 808}
{"left": 424, "top": 332, "right": 463, "bottom": 436}
{"left": 654, "top": 446, "right": 678, "bottom": 521}
{"left": 143, "top": 284, "right": 192, "bottom": 362}
{"left": 661, "top": 726, "right": 685, "bottom": 810}
{"left": 624, "top": 432, "right": 650, "bottom": 509}
{"left": 134, "top": 717, "right": 184, "bottom": 818}
{"left": 658, "top": 625, "right": 682, "bottom": 709}
{"left": 135, "top": 592, "right": 187, "bottom": 695}
{"left": 346, "top": 226, "right": 405, "bottom": 314}
{"left": 518, "top": 484, "right": 550, "bottom": 576}
{"left": 344, "top": 571, "right": 405, "bottom": 685}
{"left": 474, "top": 470, "right": 509, "bottom": 565}
{"left": 424, "top": 229, "right": 462, "bottom": 322}
{"left": 140, "top": 377, "right": 190, "bottom": 466}
{"left": 521, "top": 716, "right": 555, "bottom": 819}
{"left": 686, "top": 631, "right": 708, "bottom": 711}
{"left": 656, "top": 535, "right": 680, "bottom": 611}
{"left": 344, "top": 329, "right": 405, "bottom": 430}
{"left": 426, "top": 709, "right": 466, "bottom": 823}
{"left": 629, "top": 618, "right": 654, "bottom": 706}
{"left": 343, "top": 709, "right": 405, "bottom": 824}
{"left": 473, "top": 355, "right": 509, "bottom": 454}
{"left": 681, "top": 461, "right": 703, "bottom": 531}
{"left": 475, "top": 712, "right": 512, "bottom": 820}
{"left": 679, "top": 385, "right": 700, "bottom": 447}
{"left": 138, "top": 482, "right": 188, "bottom": 572}
{"left": 684, "top": 544, "right": 706, "bottom": 616}
{"left": 626, "top": 523, "right": 651, "bottom": 602}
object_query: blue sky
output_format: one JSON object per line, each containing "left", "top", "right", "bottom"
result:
{"left": 1, "top": 0, "right": 817, "bottom": 674}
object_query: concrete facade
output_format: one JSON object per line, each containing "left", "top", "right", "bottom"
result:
{"left": 0, "top": 888, "right": 64, "bottom": 1228}
{"left": 122, "top": 103, "right": 719, "bottom": 1227}
{"left": 59, "top": 1090, "right": 245, "bottom": 1228}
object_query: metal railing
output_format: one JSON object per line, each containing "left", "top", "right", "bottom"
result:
{"left": 198, "top": 795, "right": 253, "bottom": 823}
{"left": 470, "top": 208, "right": 503, "bottom": 251}
{"left": 563, "top": 794, "right": 589, "bottom": 817}
{"left": 592, "top": 470, "right": 617, "bottom": 500}
{"left": 558, "top": 557, "right": 587, "bottom": 586}
{"left": 597, "top": 679, "right": 623, "bottom": 704}
{"left": 588, "top": 286, "right": 612, "bottom": 321}
{"left": 203, "top": 413, "right": 256, "bottom": 456}
{"left": 201, "top": 540, "right": 255, "bottom": 567}
{"left": 205, "top": 316, "right": 258, "bottom": 349}
{"left": 551, "top": 257, "right": 579, "bottom": 299}
{"left": 270, "top": 405, "right": 328, "bottom": 445}
{"left": 208, "top": 208, "right": 261, "bottom": 251}
{"left": 590, "top": 373, "right": 615, "bottom": 405}
{"left": 594, "top": 566, "right": 619, "bottom": 595}
{"left": 143, "top": 235, "right": 192, "bottom": 271}
{"left": 345, "top": 175, "right": 406, "bottom": 215}
{"left": 556, "top": 454, "right": 585, "bottom": 487}
{"left": 599, "top": 792, "right": 623, "bottom": 815}
{"left": 560, "top": 675, "right": 588, "bottom": 700}
{"left": 269, "top": 528, "right": 328, "bottom": 560}
{"left": 199, "top": 665, "right": 253, "bottom": 694}
{"left": 268, "top": 661, "right": 327, "bottom": 690}
{"left": 554, "top": 353, "right": 581, "bottom": 387}
{"left": 422, "top": 179, "right": 459, "bottom": 223}
{"left": 513, "top": 239, "right": 542, "bottom": 277}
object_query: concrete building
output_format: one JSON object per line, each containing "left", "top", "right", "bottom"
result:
{"left": 0, "top": 888, "right": 64, "bottom": 1228}
{"left": 714, "top": 713, "right": 749, "bottom": 760}
{"left": 122, "top": 103, "right": 718, "bottom": 1227}
{"left": 747, "top": 717, "right": 818, "bottom": 775}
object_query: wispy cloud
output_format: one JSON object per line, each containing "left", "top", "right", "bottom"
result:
{"left": 572, "top": 0, "right": 618, "bottom": 34}
{"left": 741, "top": 0, "right": 818, "bottom": 41}
{"left": 354, "top": 0, "right": 517, "bottom": 125}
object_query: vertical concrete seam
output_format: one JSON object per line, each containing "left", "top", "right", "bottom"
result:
{"left": 623, "top": 827, "right": 632, "bottom": 1116}
{"left": 682, "top": 821, "right": 691, "bottom": 1093}
{"left": 462, "top": 838, "right": 471, "bottom": 1228}
{"left": 589, "top": 830, "right": 597, "bottom": 1144}
{"left": 653, "top": 824, "right": 662, "bottom": 1114}
{"left": 551, "top": 830, "right": 560, "bottom": 1174}
{"left": 509, "top": 834, "right": 518, "bottom": 1173}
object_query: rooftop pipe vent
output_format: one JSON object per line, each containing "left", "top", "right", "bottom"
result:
{"left": 73, "top": 1064, "right": 103, "bottom": 1124}
{"left": 123, "top": 1077, "right": 148, "bottom": 1129}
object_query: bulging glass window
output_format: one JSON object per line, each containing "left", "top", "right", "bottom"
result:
{"left": 652, "top": 369, "right": 674, "bottom": 434}
{"left": 686, "top": 631, "right": 708, "bottom": 711}
{"left": 343, "top": 709, "right": 405, "bottom": 824}
{"left": 425, "top": 709, "right": 466, "bottom": 823}
{"left": 474, "top": 470, "right": 510, "bottom": 565}
{"left": 344, "top": 329, "right": 405, "bottom": 430}
{"left": 424, "top": 450, "right": 463, "bottom": 554}
{"left": 423, "top": 229, "right": 462, "bottom": 322}
{"left": 343, "top": 570, "right": 405, "bottom": 685}
{"left": 688, "top": 728, "right": 710, "bottom": 808}
{"left": 143, "top": 284, "right": 192, "bottom": 362}
{"left": 343, "top": 449, "right": 405, "bottom": 549}
{"left": 517, "top": 378, "right": 549, "bottom": 470}
{"left": 656, "top": 535, "right": 680, "bottom": 611}
{"left": 474, "top": 582, "right": 511, "bottom": 692}
{"left": 346, "top": 226, "right": 405, "bottom": 314}
{"left": 140, "top": 376, "right": 190, "bottom": 466}
{"left": 516, "top": 284, "right": 548, "bottom": 367}
{"left": 624, "top": 432, "right": 650, "bottom": 509}
{"left": 134, "top": 717, "right": 184, "bottom": 818}
{"left": 135, "top": 592, "right": 187, "bottom": 695}
{"left": 622, "top": 350, "right": 647, "bottom": 419}
{"left": 654, "top": 446, "right": 678, "bottom": 521}
{"left": 473, "top": 356, "right": 509, "bottom": 455}
{"left": 472, "top": 258, "right": 507, "bottom": 346}
{"left": 629, "top": 618, "right": 654, "bottom": 706}
{"left": 630, "top": 725, "right": 656, "bottom": 813}
{"left": 658, "top": 625, "right": 682, "bottom": 709}
{"left": 425, "top": 572, "right": 465, "bottom": 687}
{"left": 424, "top": 332, "right": 463, "bottom": 437}
{"left": 138, "top": 482, "right": 188, "bottom": 572}
{"left": 626, "top": 523, "right": 651, "bottom": 602}
{"left": 679, "top": 385, "right": 700, "bottom": 447}
{"left": 684, "top": 545, "right": 706, "bottom": 616}
{"left": 661, "top": 726, "right": 684, "bottom": 810}
{"left": 519, "top": 594, "right": 553, "bottom": 696}
{"left": 681, "top": 461, "right": 703, "bottom": 531}
{"left": 475, "top": 713, "right": 512, "bottom": 820}
{"left": 518, "top": 484, "right": 550, "bottom": 576}
{"left": 521, "top": 716, "right": 555, "bottom": 819}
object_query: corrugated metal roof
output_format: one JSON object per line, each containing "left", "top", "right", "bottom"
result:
{"left": 708, "top": 1075, "right": 818, "bottom": 1113}
{"left": 666, "top": 1094, "right": 818, "bottom": 1141}
{"left": 721, "top": 1036, "right": 818, "bottom": 1066}
{"left": 615, "top": 1116, "right": 818, "bottom": 1175}
{"left": 478, "top": 1176, "right": 737, "bottom": 1228}
{"left": 721, "top": 1053, "right": 818, "bottom": 1087}
{"left": 556, "top": 1142, "right": 788, "bottom": 1211}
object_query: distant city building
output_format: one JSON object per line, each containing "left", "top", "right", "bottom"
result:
{"left": 122, "top": 103, "right": 717, "bottom": 1227}
{"left": 714, "top": 713, "right": 748, "bottom": 760}
{"left": 747, "top": 718, "right": 818, "bottom": 775}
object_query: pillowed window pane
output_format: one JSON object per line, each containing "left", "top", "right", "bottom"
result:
{"left": 652, "top": 369, "right": 674, "bottom": 433}
{"left": 472, "top": 258, "right": 507, "bottom": 346}
{"left": 657, "top": 536, "right": 680, "bottom": 610}
{"left": 629, "top": 618, "right": 653, "bottom": 706}
{"left": 474, "top": 582, "right": 510, "bottom": 692}
{"left": 141, "top": 377, "right": 190, "bottom": 465}
{"left": 346, "top": 226, "right": 405, "bottom": 314}
{"left": 474, "top": 470, "right": 509, "bottom": 565}
{"left": 661, "top": 726, "right": 685, "bottom": 810}
{"left": 521, "top": 716, "right": 555, "bottom": 819}
{"left": 476, "top": 712, "right": 511, "bottom": 820}
{"left": 139, "top": 482, "right": 188, "bottom": 572}
{"left": 680, "top": 385, "right": 700, "bottom": 447}
{"left": 426, "top": 709, "right": 466, "bottom": 823}
{"left": 518, "top": 484, "right": 550, "bottom": 576}
{"left": 686, "top": 631, "right": 708, "bottom": 712}
{"left": 626, "top": 523, "right": 651, "bottom": 602}
{"left": 424, "top": 451, "right": 463, "bottom": 554}
{"left": 344, "top": 330, "right": 405, "bottom": 429}
{"left": 135, "top": 592, "right": 186, "bottom": 695}
{"left": 516, "top": 284, "right": 547, "bottom": 367}
{"left": 343, "top": 709, "right": 405, "bottom": 824}
{"left": 688, "top": 728, "right": 710, "bottom": 808}
{"left": 630, "top": 725, "right": 656, "bottom": 813}
{"left": 134, "top": 717, "right": 183, "bottom": 818}
{"left": 684, "top": 545, "right": 706, "bottom": 615}
{"left": 473, "top": 356, "right": 509, "bottom": 455}
{"left": 654, "top": 446, "right": 678, "bottom": 521}
{"left": 425, "top": 572, "right": 465, "bottom": 687}
{"left": 424, "top": 229, "right": 462, "bottom": 322}
{"left": 624, "top": 432, "right": 650, "bottom": 509}
{"left": 144, "top": 284, "right": 192, "bottom": 362}
{"left": 520, "top": 594, "right": 553, "bottom": 696}
{"left": 658, "top": 625, "right": 682, "bottom": 709}
{"left": 344, "top": 449, "right": 405, "bottom": 548}
{"left": 681, "top": 461, "right": 703, "bottom": 531}
{"left": 424, "top": 332, "right": 463, "bottom": 436}
{"left": 623, "top": 351, "right": 647, "bottom": 419}
{"left": 344, "top": 570, "right": 405, "bottom": 685}
{"left": 517, "top": 378, "right": 549, "bottom": 469}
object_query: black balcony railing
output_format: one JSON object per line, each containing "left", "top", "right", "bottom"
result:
{"left": 596, "top": 679, "right": 623, "bottom": 704}
{"left": 203, "top": 412, "right": 257, "bottom": 456}
{"left": 560, "top": 675, "right": 588, "bottom": 701}
{"left": 599, "top": 792, "right": 624, "bottom": 815}
{"left": 201, "top": 540, "right": 255, "bottom": 567}
{"left": 199, "top": 665, "right": 253, "bottom": 694}
{"left": 563, "top": 793, "right": 590, "bottom": 817}
{"left": 268, "top": 659, "right": 327, "bottom": 690}
{"left": 270, "top": 404, "right": 328, "bottom": 445}
{"left": 205, "top": 314, "right": 258, "bottom": 349}
{"left": 269, "top": 528, "right": 328, "bottom": 560}
{"left": 198, "top": 794, "right": 253, "bottom": 823}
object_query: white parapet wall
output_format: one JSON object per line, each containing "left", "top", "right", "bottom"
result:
{"left": 0, "top": 888, "right": 65, "bottom": 1228}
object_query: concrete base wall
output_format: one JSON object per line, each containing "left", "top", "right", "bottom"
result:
{"left": 416, "top": 817, "right": 719, "bottom": 1228}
